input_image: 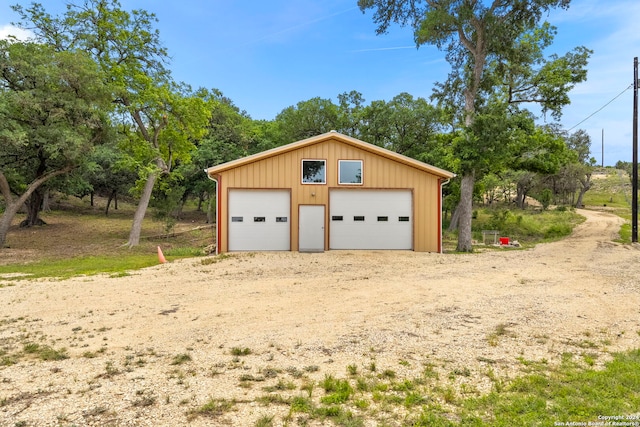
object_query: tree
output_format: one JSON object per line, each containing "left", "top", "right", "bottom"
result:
{"left": 0, "top": 40, "right": 109, "bottom": 247}
{"left": 565, "top": 129, "right": 595, "bottom": 208}
{"left": 359, "top": 0, "right": 590, "bottom": 251}
{"left": 274, "top": 97, "right": 340, "bottom": 144}
{"left": 13, "top": 1, "right": 210, "bottom": 247}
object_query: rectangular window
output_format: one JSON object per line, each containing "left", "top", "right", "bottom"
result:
{"left": 398, "top": 216, "right": 410, "bottom": 222}
{"left": 275, "top": 217, "right": 288, "bottom": 223}
{"left": 338, "top": 160, "right": 363, "bottom": 185}
{"left": 302, "top": 159, "right": 326, "bottom": 184}
{"left": 354, "top": 216, "right": 365, "bottom": 221}
{"left": 377, "top": 216, "right": 388, "bottom": 222}
{"left": 231, "top": 217, "right": 243, "bottom": 222}
{"left": 254, "top": 217, "right": 266, "bottom": 222}
{"left": 332, "top": 215, "right": 343, "bottom": 221}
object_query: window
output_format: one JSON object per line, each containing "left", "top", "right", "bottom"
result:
{"left": 398, "top": 216, "right": 410, "bottom": 222}
{"left": 276, "top": 217, "right": 288, "bottom": 223}
{"left": 231, "top": 217, "right": 243, "bottom": 222}
{"left": 302, "top": 159, "right": 326, "bottom": 184}
{"left": 354, "top": 216, "right": 365, "bottom": 221}
{"left": 332, "top": 216, "right": 343, "bottom": 221}
{"left": 254, "top": 217, "right": 266, "bottom": 222}
{"left": 377, "top": 216, "right": 388, "bottom": 222}
{"left": 338, "top": 160, "right": 363, "bottom": 185}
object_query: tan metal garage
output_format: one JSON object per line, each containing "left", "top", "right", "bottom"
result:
{"left": 205, "top": 131, "right": 455, "bottom": 253}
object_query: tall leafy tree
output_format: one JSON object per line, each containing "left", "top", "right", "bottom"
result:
{"left": 13, "top": 1, "right": 210, "bottom": 246}
{"left": 0, "top": 40, "right": 109, "bottom": 246}
{"left": 274, "top": 97, "right": 340, "bottom": 144}
{"left": 359, "top": 0, "right": 590, "bottom": 251}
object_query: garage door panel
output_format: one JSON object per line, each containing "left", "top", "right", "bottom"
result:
{"left": 229, "top": 190, "right": 290, "bottom": 251}
{"left": 330, "top": 190, "right": 412, "bottom": 250}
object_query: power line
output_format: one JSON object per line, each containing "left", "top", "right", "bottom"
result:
{"left": 567, "top": 83, "right": 633, "bottom": 131}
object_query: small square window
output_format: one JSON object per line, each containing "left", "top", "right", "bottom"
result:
{"left": 339, "top": 160, "right": 363, "bottom": 185}
{"left": 302, "top": 159, "right": 326, "bottom": 184}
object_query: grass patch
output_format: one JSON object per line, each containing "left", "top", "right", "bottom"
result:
{"left": 0, "top": 255, "right": 160, "bottom": 280}
{"left": 23, "top": 343, "right": 68, "bottom": 361}
{"left": 469, "top": 208, "right": 585, "bottom": 247}
{"left": 187, "top": 398, "right": 236, "bottom": 420}
{"left": 170, "top": 353, "right": 192, "bottom": 365}
{"left": 458, "top": 349, "right": 640, "bottom": 425}
{"left": 0, "top": 197, "right": 212, "bottom": 278}
{"left": 230, "top": 347, "right": 252, "bottom": 356}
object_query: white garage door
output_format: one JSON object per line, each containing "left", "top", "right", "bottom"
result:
{"left": 329, "top": 190, "right": 412, "bottom": 250}
{"left": 228, "top": 189, "right": 290, "bottom": 251}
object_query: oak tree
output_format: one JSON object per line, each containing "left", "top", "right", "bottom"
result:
{"left": 0, "top": 40, "right": 109, "bottom": 246}
{"left": 359, "top": 0, "right": 590, "bottom": 251}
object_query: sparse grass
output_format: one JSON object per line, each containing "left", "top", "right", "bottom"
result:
{"left": 254, "top": 414, "right": 274, "bottom": 427}
{"left": 22, "top": 342, "right": 68, "bottom": 361}
{"left": 201, "top": 253, "right": 233, "bottom": 265}
{"left": 187, "top": 398, "right": 236, "bottom": 420}
{"left": 487, "top": 323, "right": 515, "bottom": 347}
{"left": 230, "top": 347, "right": 252, "bottom": 356}
{"left": 171, "top": 353, "right": 192, "bottom": 365}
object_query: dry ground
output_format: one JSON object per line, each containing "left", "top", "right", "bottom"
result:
{"left": 1, "top": 209, "right": 639, "bottom": 426}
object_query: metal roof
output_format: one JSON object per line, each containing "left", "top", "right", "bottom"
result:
{"left": 205, "top": 131, "right": 456, "bottom": 179}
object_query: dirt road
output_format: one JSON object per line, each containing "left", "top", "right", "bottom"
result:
{"left": 1, "top": 209, "right": 639, "bottom": 426}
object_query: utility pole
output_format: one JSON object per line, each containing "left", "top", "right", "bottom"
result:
{"left": 602, "top": 128, "right": 604, "bottom": 167}
{"left": 633, "top": 57, "right": 638, "bottom": 243}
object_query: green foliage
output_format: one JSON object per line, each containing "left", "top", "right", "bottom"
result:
{"left": 320, "top": 375, "right": 354, "bottom": 404}
{"left": 0, "top": 38, "right": 112, "bottom": 243}
{"left": 472, "top": 208, "right": 583, "bottom": 245}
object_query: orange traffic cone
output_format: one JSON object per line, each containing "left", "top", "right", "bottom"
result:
{"left": 157, "top": 246, "right": 167, "bottom": 264}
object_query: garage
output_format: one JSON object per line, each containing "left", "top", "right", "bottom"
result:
{"left": 206, "top": 132, "right": 454, "bottom": 253}
{"left": 228, "top": 189, "right": 290, "bottom": 251}
{"left": 329, "top": 189, "right": 412, "bottom": 250}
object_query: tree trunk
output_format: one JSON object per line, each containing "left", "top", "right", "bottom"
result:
{"left": 0, "top": 168, "right": 72, "bottom": 247}
{"left": 42, "top": 189, "right": 51, "bottom": 212}
{"left": 206, "top": 193, "right": 215, "bottom": 224}
{"left": 448, "top": 204, "right": 460, "bottom": 232}
{"left": 0, "top": 202, "right": 22, "bottom": 248}
{"left": 127, "top": 171, "right": 158, "bottom": 247}
{"left": 575, "top": 174, "right": 592, "bottom": 208}
{"left": 21, "top": 189, "right": 46, "bottom": 227}
{"left": 105, "top": 189, "right": 116, "bottom": 216}
{"left": 456, "top": 171, "right": 475, "bottom": 252}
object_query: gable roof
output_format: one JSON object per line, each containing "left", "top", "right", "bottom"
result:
{"left": 205, "top": 131, "right": 456, "bottom": 179}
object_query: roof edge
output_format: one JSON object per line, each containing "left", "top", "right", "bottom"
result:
{"left": 205, "top": 131, "right": 456, "bottom": 179}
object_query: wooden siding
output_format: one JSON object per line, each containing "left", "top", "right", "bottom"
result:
{"left": 214, "top": 137, "right": 445, "bottom": 253}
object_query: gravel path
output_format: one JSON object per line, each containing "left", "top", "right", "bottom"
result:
{"left": 1, "top": 209, "right": 639, "bottom": 426}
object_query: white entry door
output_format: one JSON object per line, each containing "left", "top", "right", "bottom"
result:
{"left": 299, "top": 205, "right": 325, "bottom": 252}
{"left": 228, "top": 189, "right": 290, "bottom": 251}
{"left": 329, "top": 189, "right": 412, "bottom": 250}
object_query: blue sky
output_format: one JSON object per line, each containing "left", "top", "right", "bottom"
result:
{"left": 2, "top": 0, "right": 639, "bottom": 165}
